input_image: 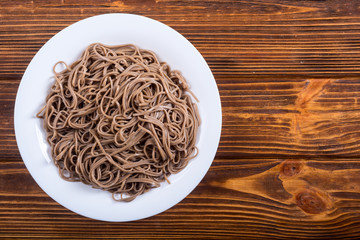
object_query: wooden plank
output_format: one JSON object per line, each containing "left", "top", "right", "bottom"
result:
{"left": 0, "top": 159, "right": 360, "bottom": 239}
{"left": 3, "top": 77, "right": 360, "bottom": 157}
{"left": 219, "top": 76, "right": 360, "bottom": 157}
{"left": 1, "top": 1, "right": 360, "bottom": 78}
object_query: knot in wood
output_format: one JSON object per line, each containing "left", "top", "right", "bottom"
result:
{"left": 280, "top": 160, "right": 302, "bottom": 177}
{"left": 295, "top": 189, "right": 329, "bottom": 214}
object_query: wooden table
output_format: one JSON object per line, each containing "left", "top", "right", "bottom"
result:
{"left": 2, "top": 0, "right": 360, "bottom": 239}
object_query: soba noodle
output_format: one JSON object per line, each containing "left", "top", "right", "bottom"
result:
{"left": 37, "top": 43, "right": 200, "bottom": 202}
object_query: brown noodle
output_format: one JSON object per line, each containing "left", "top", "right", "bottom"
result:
{"left": 37, "top": 43, "right": 200, "bottom": 202}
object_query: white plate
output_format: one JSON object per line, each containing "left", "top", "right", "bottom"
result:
{"left": 14, "top": 13, "right": 222, "bottom": 222}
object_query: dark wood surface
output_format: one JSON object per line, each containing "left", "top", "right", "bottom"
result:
{"left": 2, "top": 0, "right": 360, "bottom": 239}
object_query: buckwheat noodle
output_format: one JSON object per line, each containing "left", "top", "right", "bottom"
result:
{"left": 37, "top": 43, "right": 200, "bottom": 202}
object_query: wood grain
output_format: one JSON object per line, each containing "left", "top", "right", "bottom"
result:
{"left": 2, "top": 0, "right": 360, "bottom": 239}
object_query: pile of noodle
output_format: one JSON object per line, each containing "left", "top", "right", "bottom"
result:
{"left": 37, "top": 43, "right": 200, "bottom": 202}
